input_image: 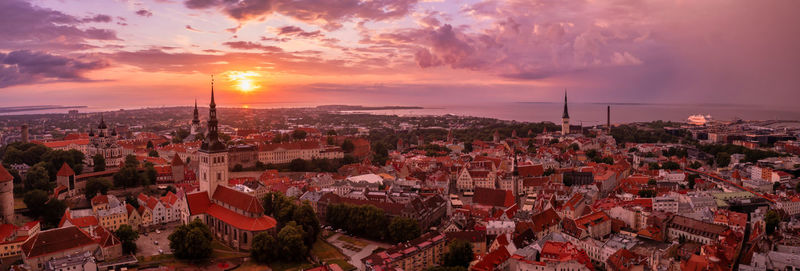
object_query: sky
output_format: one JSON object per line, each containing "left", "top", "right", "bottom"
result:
{"left": 0, "top": 0, "right": 799, "bottom": 108}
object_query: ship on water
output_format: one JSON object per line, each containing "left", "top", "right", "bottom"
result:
{"left": 688, "top": 114, "right": 712, "bottom": 125}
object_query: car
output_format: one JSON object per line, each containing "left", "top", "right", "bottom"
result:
{"left": 158, "top": 249, "right": 164, "bottom": 254}
{"left": 155, "top": 229, "right": 160, "bottom": 234}
{"left": 143, "top": 232, "right": 148, "bottom": 236}
{"left": 154, "top": 241, "right": 159, "bottom": 245}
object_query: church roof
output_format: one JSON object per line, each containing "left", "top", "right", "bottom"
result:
{"left": 212, "top": 185, "right": 264, "bottom": 214}
{"left": 0, "top": 166, "right": 13, "bottom": 183}
{"left": 56, "top": 162, "right": 75, "bottom": 177}
{"left": 562, "top": 91, "right": 570, "bottom": 119}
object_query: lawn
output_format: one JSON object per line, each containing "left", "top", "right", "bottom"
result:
{"left": 337, "top": 235, "right": 368, "bottom": 247}
{"left": 310, "top": 239, "right": 356, "bottom": 271}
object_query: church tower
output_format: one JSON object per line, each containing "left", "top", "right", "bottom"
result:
{"left": 561, "top": 90, "right": 570, "bottom": 135}
{"left": 198, "top": 76, "right": 228, "bottom": 198}
{"left": 191, "top": 99, "right": 201, "bottom": 135}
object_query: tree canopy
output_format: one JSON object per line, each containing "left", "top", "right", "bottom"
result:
{"left": 169, "top": 219, "right": 213, "bottom": 260}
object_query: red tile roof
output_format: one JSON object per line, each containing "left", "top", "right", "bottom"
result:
{"left": 91, "top": 194, "right": 109, "bottom": 206}
{"left": 473, "top": 187, "right": 515, "bottom": 208}
{"left": 212, "top": 185, "right": 264, "bottom": 214}
{"left": 186, "top": 191, "right": 211, "bottom": 216}
{"left": 574, "top": 211, "right": 611, "bottom": 230}
{"left": 21, "top": 226, "right": 97, "bottom": 258}
{"left": 472, "top": 246, "right": 510, "bottom": 271}
{"left": 92, "top": 226, "right": 121, "bottom": 248}
{"left": 205, "top": 204, "right": 276, "bottom": 231}
{"left": 518, "top": 164, "right": 544, "bottom": 177}
{"left": 0, "top": 166, "right": 14, "bottom": 183}
{"left": 56, "top": 162, "right": 76, "bottom": 177}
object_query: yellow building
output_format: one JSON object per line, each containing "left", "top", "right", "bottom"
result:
{"left": 0, "top": 221, "right": 39, "bottom": 258}
{"left": 126, "top": 204, "right": 141, "bottom": 231}
{"left": 363, "top": 232, "right": 446, "bottom": 271}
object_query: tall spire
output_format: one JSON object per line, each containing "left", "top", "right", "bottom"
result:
{"left": 192, "top": 98, "right": 200, "bottom": 124}
{"left": 210, "top": 75, "right": 216, "bottom": 108}
{"left": 562, "top": 89, "right": 570, "bottom": 119}
{"left": 201, "top": 75, "right": 225, "bottom": 153}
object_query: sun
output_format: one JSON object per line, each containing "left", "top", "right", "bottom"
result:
{"left": 225, "top": 71, "right": 262, "bottom": 92}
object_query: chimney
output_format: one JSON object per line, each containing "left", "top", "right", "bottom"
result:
{"left": 21, "top": 124, "right": 29, "bottom": 143}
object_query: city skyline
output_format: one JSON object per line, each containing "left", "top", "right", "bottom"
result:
{"left": 1, "top": 0, "right": 799, "bottom": 108}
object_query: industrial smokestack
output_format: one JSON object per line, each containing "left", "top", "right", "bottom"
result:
{"left": 21, "top": 125, "right": 28, "bottom": 143}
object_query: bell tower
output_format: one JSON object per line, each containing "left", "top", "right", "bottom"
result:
{"left": 198, "top": 76, "right": 228, "bottom": 198}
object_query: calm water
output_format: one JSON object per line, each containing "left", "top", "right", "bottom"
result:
{"left": 4, "top": 103, "right": 800, "bottom": 124}
{"left": 345, "top": 103, "right": 800, "bottom": 124}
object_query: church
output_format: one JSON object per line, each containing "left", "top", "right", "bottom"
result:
{"left": 183, "top": 79, "right": 277, "bottom": 250}
{"left": 86, "top": 115, "right": 124, "bottom": 168}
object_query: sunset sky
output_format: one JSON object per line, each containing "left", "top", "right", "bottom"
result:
{"left": 1, "top": 0, "right": 799, "bottom": 108}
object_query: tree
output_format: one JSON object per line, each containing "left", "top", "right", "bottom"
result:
{"left": 232, "top": 164, "right": 243, "bottom": 172}
{"left": 251, "top": 232, "right": 279, "bottom": 263}
{"left": 648, "top": 163, "right": 660, "bottom": 170}
{"left": 569, "top": 143, "right": 579, "bottom": 151}
{"left": 169, "top": 219, "right": 213, "bottom": 260}
{"left": 795, "top": 182, "right": 800, "bottom": 193}
{"left": 24, "top": 162, "right": 51, "bottom": 191}
{"left": 716, "top": 152, "right": 731, "bottom": 167}
{"left": 85, "top": 178, "right": 112, "bottom": 200}
{"left": 114, "top": 224, "right": 139, "bottom": 254}
{"left": 689, "top": 161, "right": 702, "bottom": 169}
{"left": 23, "top": 189, "right": 49, "bottom": 217}
{"left": 765, "top": 209, "right": 781, "bottom": 235}
{"left": 42, "top": 199, "right": 67, "bottom": 228}
{"left": 372, "top": 142, "right": 389, "bottom": 166}
{"left": 327, "top": 130, "right": 337, "bottom": 136}
{"left": 126, "top": 195, "right": 140, "bottom": 209}
{"left": 176, "top": 128, "right": 190, "bottom": 141}
{"left": 114, "top": 166, "right": 142, "bottom": 188}
{"left": 463, "top": 142, "right": 473, "bottom": 153}
{"left": 443, "top": 239, "right": 474, "bottom": 268}
{"left": 291, "top": 129, "right": 307, "bottom": 140}
{"left": 661, "top": 161, "right": 680, "bottom": 170}
{"left": 388, "top": 217, "right": 421, "bottom": 243}
{"left": 688, "top": 174, "right": 698, "bottom": 189}
{"left": 638, "top": 189, "right": 656, "bottom": 198}
{"left": 292, "top": 202, "right": 320, "bottom": 246}
{"left": 341, "top": 140, "right": 355, "bottom": 153}
{"left": 271, "top": 133, "right": 283, "bottom": 144}
{"left": 289, "top": 158, "right": 308, "bottom": 172}
{"left": 773, "top": 182, "right": 782, "bottom": 192}
{"left": 326, "top": 136, "right": 335, "bottom": 145}
{"left": 123, "top": 155, "right": 139, "bottom": 168}
{"left": 278, "top": 222, "right": 308, "bottom": 261}
{"left": 163, "top": 185, "right": 177, "bottom": 196}
{"left": 144, "top": 163, "right": 157, "bottom": 185}
{"left": 148, "top": 150, "right": 159, "bottom": 157}
{"left": 648, "top": 179, "right": 657, "bottom": 186}
{"left": 93, "top": 154, "right": 106, "bottom": 172}
{"left": 146, "top": 140, "right": 154, "bottom": 149}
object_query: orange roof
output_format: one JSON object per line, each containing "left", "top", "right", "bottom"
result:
{"left": 40, "top": 139, "right": 89, "bottom": 149}
{"left": 0, "top": 166, "right": 13, "bottom": 183}
{"left": 21, "top": 226, "right": 97, "bottom": 258}
{"left": 206, "top": 204, "right": 277, "bottom": 231}
{"left": 56, "top": 162, "right": 75, "bottom": 177}
{"left": 186, "top": 192, "right": 211, "bottom": 216}
{"left": 91, "top": 195, "right": 108, "bottom": 206}
{"left": 574, "top": 211, "right": 611, "bottom": 230}
{"left": 212, "top": 185, "right": 264, "bottom": 214}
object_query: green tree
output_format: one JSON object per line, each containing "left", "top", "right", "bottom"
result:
{"left": 292, "top": 202, "right": 320, "bottom": 246}
{"left": 326, "top": 136, "right": 335, "bottom": 145}
{"left": 292, "top": 129, "right": 307, "bottom": 140}
{"left": 278, "top": 222, "right": 308, "bottom": 261}
{"left": 251, "top": 232, "right": 279, "bottom": 263}
{"left": 146, "top": 140, "right": 154, "bottom": 149}
{"left": 773, "top": 182, "right": 782, "bottom": 192}
{"left": 689, "top": 161, "right": 702, "bottom": 169}
{"left": 688, "top": 174, "right": 698, "bottom": 189}
{"left": 123, "top": 155, "right": 139, "bottom": 168}
{"left": 716, "top": 152, "right": 731, "bottom": 167}
{"left": 648, "top": 163, "right": 660, "bottom": 170}
{"left": 114, "top": 166, "right": 142, "bottom": 188}
{"left": 662, "top": 161, "right": 680, "bottom": 170}
{"left": 765, "top": 209, "right": 781, "bottom": 234}
{"left": 144, "top": 163, "right": 157, "bottom": 185}
{"left": 42, "top": 149, "right": 85, "bottom": 177}
{"left": 443, "top": 239, "right": 474, "bottom": 268}
{"left": 126, "top": 195, "right": 140, "bottom": 209}
{"left": 638, "top": 189, "right": 656, "bottom": 198}
{"left": 648, "top": 179, "right": 657, "bottom": 186}
{"left": 289, "top": 158, "right": 308, "bottom": 172}
{"left": 42, "top": 199, "right": 67, "bottom": 228}
{"left": 93, "top": 154, "right": 106, "bottom": 172}
{"left": 24, "top": 162, "right": 51, "bottom": 191}
{"left": 148, "top": 150, "right": 159, "bottom": 157}
{"left": 569, "top": 143, "right": 579, "bottom": 151}
{"left": 114, "top": 224, "right": 139, "bottom": 254}
{"left": 23, "top": 189, "right": 49, "bottom": 217}
{"left": 169, "top": 219, "right": 213, "bottom": 260}
{"left": 341, "top": 140, "right": 355, "bottom": 153}
{"left": 232, "top": 164, "right": 243, "bottom": 172}
{"left": 388, "top": 217, "right": 421, "bottom": 243}
{"left": 85, "top": 178, "right": 112, "bottom": 200}
{"left": 795, "top": 182, "right": 800, "bottom": 193}
{"left": 463, "top": 142, "right": 473, "bottom": 153}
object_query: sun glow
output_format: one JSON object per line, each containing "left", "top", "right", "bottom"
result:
{"left": 225, "top": 71, "right": 262, "bottom": 92}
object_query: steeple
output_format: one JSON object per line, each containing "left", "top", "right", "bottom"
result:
{"left": 201, "top": 75, "right": 226, "bottom": 153}
{"left": 192, "top": 99, "right": 200, "bottom": 125}
{"left": 562, "top": 90, "right": 570, "bottom": 119}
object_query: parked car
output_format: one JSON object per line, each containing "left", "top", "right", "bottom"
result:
{"left": 154, "top": 240, "right": 159, "bottom": 245}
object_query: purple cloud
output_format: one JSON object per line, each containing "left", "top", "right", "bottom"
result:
{"left": 0, "top": 0, "right": 119, "bottom": 51}
{"left": 276, "top": 26, "right": 322, "bottom": 38}
{"left": 183, "top": 0, "right": 417, "bottom": 30}
{"left": 222, "top": 41, "right": 283, "bottom": 52}
{"left": 135, "top": 9, "right": 153, "bottom": 17}
{"left": 0, "top": 50, "right": 109, "bottom": 88}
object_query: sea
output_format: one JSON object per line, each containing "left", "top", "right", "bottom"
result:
{"left": 3, "top": 103, "right": 800, "bottom": 124}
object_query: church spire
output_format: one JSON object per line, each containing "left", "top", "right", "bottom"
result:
{"left": 201, "top": 75, "right": 225, "bottom": 153}
{"left": 192, "top": 98, "right": 200, "bottom": 124}
{"left": 562, "top": 90, "right": 569, "bottom": 119}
